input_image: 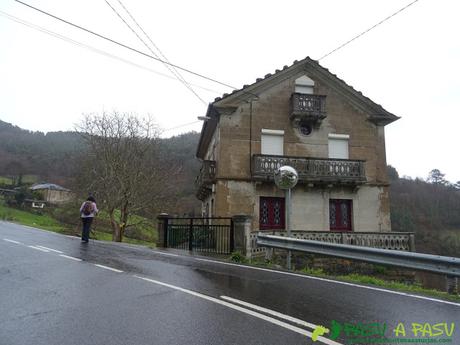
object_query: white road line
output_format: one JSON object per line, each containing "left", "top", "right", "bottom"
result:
{"left": 59, "top": 254, "right": 82, "bottom": 262}
{"left": 28, "top": 245, "right": 50, "bottom": 252}
{"left": 3, "top": 238, "right": 21, "bottom": 244}
{"left": 94, "top": 264, "right": 123, "bottom": 273}
{"left": 221, "top": 296, "right": 317, "bottom": 330}
{"left": 195, "top": 258, "right": 460, "bottom": 307}
{"left": 151, "top": 250, "right": 179, "bottom": 257}
{"left": 35, "top": 245, "right": 63, "bottom": 253}
{"left": 134, "top": 275, "right": 342, "bottom": 345}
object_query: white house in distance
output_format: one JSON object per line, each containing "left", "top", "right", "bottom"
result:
{"left": 30, "top": 183, "right": 73, "bottom": 204}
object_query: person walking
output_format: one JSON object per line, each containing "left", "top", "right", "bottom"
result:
{"left": 80, "top": 196, "right": 98, "bottom": 243}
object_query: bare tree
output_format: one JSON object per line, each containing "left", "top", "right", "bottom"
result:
{"left": 77, "top": 112, "right": 177, "bottom": 242}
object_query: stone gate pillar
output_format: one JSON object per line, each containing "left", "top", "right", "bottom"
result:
{"left": 156, "top": 213, "right": 169, "bottom": 248}
{"left": 232, "top": 215, "right": 252, "bottom": 258}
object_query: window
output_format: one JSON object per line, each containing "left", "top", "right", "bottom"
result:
{"left": 328, "top": 134, "right": 349, "bottom": 159}
{"left": 259, "top": 197, "right": 285, "bottom": 230}
{"left": 261, "top": 129, "right": 284, "bottom": 155}
{"left": 295, "top": 75, "right": 315, "bottom": 94}
{"left": 329, "top": 199, "right": 352, "bottom": 231}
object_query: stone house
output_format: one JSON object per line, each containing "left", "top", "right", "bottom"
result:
{"left": 30, "top": 183, "right": 74, "bottom": 204}
{"left": 195, "top": 57, "right": 399, "bottom": 234}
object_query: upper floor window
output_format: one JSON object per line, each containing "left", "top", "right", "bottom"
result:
{"left": 328, "top": 133, "right": 349, "bottom": 159}
{"left": 295, "top": 75, "right": 315, "bottom": 94}
{"left": 261, "top": 129, "right": 284, "bottom": 155}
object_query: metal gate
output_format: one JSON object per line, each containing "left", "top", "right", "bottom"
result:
{"left": 165, "top": 217, "right": 234, "bottom": 254}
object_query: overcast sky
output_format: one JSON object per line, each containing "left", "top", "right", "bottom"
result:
{"left": 0, "top": 0, "right": 459, "bottom": 182}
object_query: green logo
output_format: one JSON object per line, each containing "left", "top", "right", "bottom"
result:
{"left": 311, "top": 325, "right": 329, "bottom": 342}
{"left": 316, "top": 320, "right": 456, "bottom": 344}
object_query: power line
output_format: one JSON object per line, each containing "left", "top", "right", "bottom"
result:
{"left": 14, "top": 0, "right": 237, "bottom": 90}
{"left": 113, "top": 0, "right": 206, "bottom": 104}
{"left": 12, "top": 0, "right": 421, "bottom": 134}
{"left": 318, "top": 0, "right": 420, "bottom": 61}
{"left": 163, "top": 120, "right": 201, "bottom": 132}
{"left": 0, "top": 10, "right": 207, "bottom": 135}
{"left": 0, "top": 10, "right": 223, "bottom": 95}
{"left": 103, "top": 0, "right": 207, "bottom": 104}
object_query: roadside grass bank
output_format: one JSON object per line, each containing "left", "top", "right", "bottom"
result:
{"left": 0, "top": 200, "right": 64, "bottom": 232}
{"left": 0, "top": 200, "right": 155, "bottom": 247}
{"left": 230, "top": 252, "right": 460, "bottom": 303}
{"left": 335, "top": 273, "right": 460, "bottom": 302}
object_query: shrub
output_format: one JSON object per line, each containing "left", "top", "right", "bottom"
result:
{"left": 230, "top": 251, "right": 247, "bottom": 264}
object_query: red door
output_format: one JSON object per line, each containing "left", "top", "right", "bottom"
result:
{"left": 329, "top": 199, "right": 352, "bottom": 231}
{"left": 260, "top": 197, "right": 285, "bottom": 230}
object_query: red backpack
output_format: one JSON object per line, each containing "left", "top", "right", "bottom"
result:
{"left": 82, "top": 201, "right": 94, "bottom": 216}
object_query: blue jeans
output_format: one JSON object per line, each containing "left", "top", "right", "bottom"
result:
{"left": 81, "top": 217, "right": 93, "bottom": 241}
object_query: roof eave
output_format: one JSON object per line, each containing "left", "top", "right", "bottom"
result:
{"left": 196, "top": 104, "right": 218, "bottom": 159}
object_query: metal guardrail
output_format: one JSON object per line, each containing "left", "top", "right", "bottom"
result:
{"left": 257, "top": 234, "right": 460, "bottom": 277}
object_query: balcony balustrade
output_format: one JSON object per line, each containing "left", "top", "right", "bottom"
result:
{"left": 195, "top": 160, "right": 216, "bottom": 201}
{"left": 250, "top": 231, "right": 415, "bottom": 255}
{"left": 290, "top": 93, "right": 327, "bottom": 124}
{"left": 252, "top": 154, "right": 366, "bottom": 184}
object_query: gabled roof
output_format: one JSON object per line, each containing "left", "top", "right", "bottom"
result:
{"left": 196, "top": 56, "right": 400, "bottom": 159}
{"left": 30, "top": 183, "right": 71, "bottom": 192}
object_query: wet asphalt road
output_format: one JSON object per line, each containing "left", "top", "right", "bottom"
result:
{"left": 0, "top": 221, "right": 459, "bottom": 345}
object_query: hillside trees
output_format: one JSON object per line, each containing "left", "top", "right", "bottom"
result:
{"left": 4, "top": 161, "right": 25, "bottom": 186}
{"left": 77, "top": 112, "right": 178, "bottom": 242}
{"left": 426, "top": 169, "right": 448, "bottom": 185}
{"left": 389, "top": 167, "right": 460, "bottom": 255}
{"left": 0, "top": 120, "right": 83, "bottom": 182}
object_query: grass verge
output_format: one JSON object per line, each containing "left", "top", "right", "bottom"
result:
{"left": 243, "top": 256, "right": 460, "bottom": 303}
{"left": 0, "top": 202, "right": 65, "bottom": 232}
{"left": 0, "top": 201, "right": 153, "bottom": 247}
{"left": 336, "top": 273, "right": 460, "bottom": 302}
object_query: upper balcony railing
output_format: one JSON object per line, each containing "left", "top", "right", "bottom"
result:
{"left": 195, "top": 160, "right": 216, "bottom": 201}
{"left": 290, "top": 93, "right": 327, "bottom": 123}
{"left": 252, "top": 154, "right": 366, "bottom": 184}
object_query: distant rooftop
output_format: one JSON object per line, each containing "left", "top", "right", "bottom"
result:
{"left": 30, "top": 183, "right": 71, "bottom": 192}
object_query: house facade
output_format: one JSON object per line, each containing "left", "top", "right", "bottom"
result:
{"left": 195, "top": 57, "right": 399, "bottom": 233}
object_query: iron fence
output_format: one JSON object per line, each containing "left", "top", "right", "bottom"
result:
{"left": 165, "top": 217, "right": 234, "bottom": 254}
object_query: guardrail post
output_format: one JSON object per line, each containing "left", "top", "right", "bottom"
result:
{"left": 156, "top": 213, "right": 169, "bottom": 248}
{"left": 232, "top": 215, "right": 252, "bottom": 258}
{"left": 408, "top": 233, "right": 416, "bottom": 252}
{"left": 446, "top": 275, "right": 458, "bottom": 295}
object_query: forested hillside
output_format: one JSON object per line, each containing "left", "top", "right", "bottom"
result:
{"left": 159, "top": 131, "right": 201, "bottom": 215}
{"left": 388, "top": 166, "right": 460, "bottom": 256}
{"left": 0, "top": 120, "right": 82, "bottom": 183}
{"left": 0, "top": 119, "right": 202, "bottom": 214}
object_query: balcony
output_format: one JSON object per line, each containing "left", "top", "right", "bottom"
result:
{"left": 195, "top": 160, "right": 216, "bottom": 201}
{"left": 252, "top": 154, "right": 366, "bottom": 185}
{"left": 290, "top": 93, "right": 327, "bottom": 125}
